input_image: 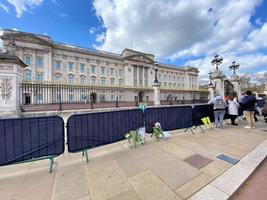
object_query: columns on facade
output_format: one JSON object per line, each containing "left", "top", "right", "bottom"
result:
{"left": 0, "top": 53, "right": 26, "bottom": 118}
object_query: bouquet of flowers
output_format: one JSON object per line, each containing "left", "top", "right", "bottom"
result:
{"left": 151, "top": 122, "right": 171, "bottom": 141}
{"left": 125, "top": 127, "right": 145, "bottom": 148}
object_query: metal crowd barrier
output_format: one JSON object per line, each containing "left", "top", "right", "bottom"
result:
{"left": 145, "top": 106, "right": 193, "bottom": 133}
{"left": 67, "top": 109, "right": 143, "bottom": 161}
{"left": 0, "top": 116, "right": 65, "bottom": 172}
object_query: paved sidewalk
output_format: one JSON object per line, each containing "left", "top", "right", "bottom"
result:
{"left": 0, "top": 119, "right": 266, "bottom": 200}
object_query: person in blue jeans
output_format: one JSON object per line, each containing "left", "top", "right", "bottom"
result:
{"left": 208, "top": 93, "right": 226, "bottom": 129}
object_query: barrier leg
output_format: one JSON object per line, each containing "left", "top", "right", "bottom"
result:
{"left": 199, "top": 126, "right": 205, "bottom": 133}
{"left": 184, "top": 128, "right": 195, "bottom": 135}
{"left": 82, "top": 150, "right": 89, "bottom": 163}
{"left": 49, "top": 157, "right": 54, "bottom": 173}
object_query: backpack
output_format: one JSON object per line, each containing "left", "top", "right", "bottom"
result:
{"left": 214, "top": 98, "right": 225, "bottom": 109}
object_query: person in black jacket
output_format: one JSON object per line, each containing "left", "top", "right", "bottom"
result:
{"left": 240, "top": 90, "right": 257, "bottom": 129}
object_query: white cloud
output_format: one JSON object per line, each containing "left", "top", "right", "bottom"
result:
{"left": 92, "top": 0, "right": 267, "bottom": 80}
{"left": 0, "top": 3, "right": 9, "bottom": 13}
{"left": 7, "top": 0, "right": 43, "bottom": 18}
{"left": 95, "top": 32, "right": 105, "bottom": 43}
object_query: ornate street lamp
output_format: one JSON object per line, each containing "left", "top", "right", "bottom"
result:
{"left": 154, "top": 62, "right": 159, "bottom": 83}
{"left": 211, "top": 55, "right": 223, "bottom": 70}
{"left": 229, "top": 61, "right": 239, "bottom": 75}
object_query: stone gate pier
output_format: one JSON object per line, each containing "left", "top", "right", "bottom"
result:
{"left": 0, "top": 53, "right": 26, "bottom": 118}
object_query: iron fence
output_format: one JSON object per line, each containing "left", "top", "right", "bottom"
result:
{"left": 19, "top": 82, "right": 208, "bottom": 112}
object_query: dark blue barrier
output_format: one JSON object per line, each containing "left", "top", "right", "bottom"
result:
{"left": 0, "top": 116, "right": 64, "bottom": 168}
{"left": 145, "top": 106, "right": 193, "bottom": 133}
{"left": 67, "top": 109, "right": 143, "bottom": 152}
{"left": 192, "top": 104, "right": 214, "bottom": 126}
{"left": 257, "top": 99, "right": 265, "bottom": 108}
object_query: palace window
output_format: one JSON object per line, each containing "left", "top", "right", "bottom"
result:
{"left": 24, "top": 56, "right": 32, "bottom": 65}
{"left": 110, "top": 68, "right": 114, "bottom": 76}
{"left": 158, "top": 74, "right": 161, "bottom": 81}
{"left": 119, "top": 79, "right": 123, "bottom": 86}
{"left": 101, "top": 66, "right": 105, "bottom": 75}
{"left": 55, "top": 73, "right": 62, "bottom": 82}
{"left": 91, "top": 65, "right": 96, "bottom": 74}
{"left": 80, "top": 63, "right": 85, "bottom": 73}
{"left": 110, "top": 78, "right": 115, "bottom": 86}
{"left": 68, "top": 74, "right": 74, "bottom": 84}
{"left": 91, "top": 77, "right": 96, "bottom": 85}
{"left": 68, "top": 62, "right": 74, "bottom": 71}
{"left": 36, "top": 93, "right": 43, "bottom": 103}
{"left": 80, "top": 76, "right": 86, "bottom": 85}
{"left": 36, "top": 73, "right": 44, "bottom": 81}
{"left": 37, "top": 57, "right": 43, "bottom": 67}
{"left": 69, "top": 94, "right": 74, "bottom": 102}
{"left": 54, "top": 61, "right": 61, "bottom": 69}
{"left": 119, "top": 69, "right": 123, "bottom": 76}
{"left": 101, "top": 78, "right": 106, "bottom": 86}
{"left": 24, "top": 70, "right": 32, "bottom": 81}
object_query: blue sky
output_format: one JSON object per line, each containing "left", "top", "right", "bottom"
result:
{"left": 0, "top": 0, "right": 267, "bottom": 81}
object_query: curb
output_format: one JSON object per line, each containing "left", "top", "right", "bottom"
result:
{"left": 189, "top": 139, "right": 267, "bottom": 200}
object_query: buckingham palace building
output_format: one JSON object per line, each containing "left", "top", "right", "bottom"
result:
{"left": 0, "top": 29, "right": 207, "bottom": 110}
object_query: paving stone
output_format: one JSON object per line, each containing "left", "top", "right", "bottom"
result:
{"left": 176, "top": 173, "right": 213, "bottom": 199}
{"left": 86, "top": 156, "right": 119, "bottom": 176}
{"left": 171, "top": 137, "right": 220, "bottom": 160}
{"left": 159, "top": 142, "right": 195, "bottom": 160}
{"left": 142, "top": 151, "right": 200, "bottom": 189}
{"left": 184, "top": 154, "right": 213, "bottom": 169}
{"left": 110, "top": 150, "right": 147, "bottom": 178}
{"left": 87, "top": 161, "right": 131, "bottom": 200}
{"left": 130, "top": 143, "right": 163, "bottom": 159}
{"left": 13, "top": 169, "right": 55, "bottom": 200}
{"left": 188, "top": 185, "right": 229, "bottom": 200}
{"left": 76, "top": 195, "right": 91, "bottom": 200}
{"left": 0, "top": 174, "right": 25, "bottom": 200}
{"left": 52, "top": 163, "right": 89, "bottom": 200}
{"left": 200, "top": 160, "right": 231, "bottom": 178}
{"left": 128, "top": 171, "right": 181, "bottom": 200}
{"left": 107, "top": 190, "right": 140, "bottom": 200}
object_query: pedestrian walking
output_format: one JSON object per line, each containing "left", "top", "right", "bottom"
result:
{"left": 240, "top": 90, "right": 257, "bottom": 129}
{"left": 228, "top": 93, "right": 239, "bottom": 125}
{"left": 208, "top": 93, "right": 226, "bottom": 129}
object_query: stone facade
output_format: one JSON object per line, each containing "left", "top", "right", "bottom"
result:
{"left": 0, "top": 29, "right": 204, "bottom": 104}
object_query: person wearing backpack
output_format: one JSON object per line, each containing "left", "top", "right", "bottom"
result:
{"left": 208, "top": 93, "right": 226, "bottom": 129}
{"left": 240, "top": 90, "right": 257, "bottom": 129}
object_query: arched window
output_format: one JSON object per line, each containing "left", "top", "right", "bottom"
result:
{"left": 101, "top": 77, "right": 106, "bottom": 86}
{"left": 55, "top": 73, "right": 62, "bottom": 82}
{"left": 80, "top": 76, "right": 86, "bottom": 85}
{"left": 68, "top": 74, "right": 74, "bottom": 84}
{"left": 110, "top": 78, "right": 115, "bottom": 86}
{"left": 91, "top": 77, "right": 96, "bottom": 85}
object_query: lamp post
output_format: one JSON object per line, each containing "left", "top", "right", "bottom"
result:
{"left": 208, "top": 71, "right": 213, "bottom": 86}
{"left": 154, "top": 62, "right": 159, "bottom": 83}
{"left": 211, "top": 55, "right": 223, "bottom": 70}
{"left": 229, "top": 61, "right": 239, "bottom": 75}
